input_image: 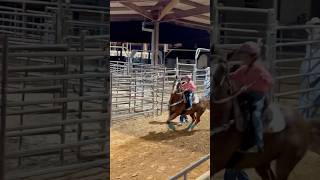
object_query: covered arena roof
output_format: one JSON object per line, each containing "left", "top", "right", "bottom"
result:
{"left": 110, "top": 0, "right": 210, "bottom": 31}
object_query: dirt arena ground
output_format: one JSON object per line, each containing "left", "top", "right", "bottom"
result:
{"left": 111, "top": 111, "right": 320, "bottom": 180}
{"left": 111, "top": 112, "right": 210, "bottom": 179}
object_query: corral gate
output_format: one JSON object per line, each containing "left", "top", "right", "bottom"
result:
{"left": 0, "top": 1, "right": 109, "bottom": 179}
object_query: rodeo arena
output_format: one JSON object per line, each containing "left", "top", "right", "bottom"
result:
{"left": 109, "top": 0, "right": 320, "bottom": 179}
{"left": 0, "top": 0, "right": 319, "bottom": 180}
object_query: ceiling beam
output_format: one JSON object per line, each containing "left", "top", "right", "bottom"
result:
{"left": 162, "top": 6, "right": 209, "bottom": 21}
{"left": 173, "top": 19, "right": 210, "bottom": 31}
{"left": 157, "top": 0, "right": 179, "bottom": 21}
{"left": 180, "top": 0, "right": 207, "bottom": 8}
{"left": 111, "top": 14, "right": 145, "bottom": 22}
{"left": 120, "top": 2, "right": 154, "bottom": 20}
{"left": 111, "top": 0, "right": 157, "bottom": 2}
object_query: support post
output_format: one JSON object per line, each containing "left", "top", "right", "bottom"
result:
{"left": 152, "top": 21, "right": 159, "bottom": 66}
{"left": 0, "top": 35, "right": 8, "bottom": 180}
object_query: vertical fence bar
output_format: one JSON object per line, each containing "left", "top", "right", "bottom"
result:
{"left": 0, "top": 35, "right": 8, "bottom": 180}
{"left": 266, "top": 9, "right": 277, "bottom": 101}
{"left": 77, "top": 30, "right": 86, "bottom": 159}
{"left": 161, "top": 68, "right": 166, "bottom": 114}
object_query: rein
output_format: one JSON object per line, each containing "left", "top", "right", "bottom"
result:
{"left": 169, "top": 99, "right": 184, "bottom": 107}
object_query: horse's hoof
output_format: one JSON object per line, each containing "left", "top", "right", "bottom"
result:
{"left": 167, "top": 123, "right": 176, "bottom": 131}
{"left": 188, "top": 124, "right": 195, "bottom": 131}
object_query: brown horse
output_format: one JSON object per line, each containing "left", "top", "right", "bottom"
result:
{"left": 166, "top": 76, "right": 209, "bottom": 131}
{"left": 211, "top": 60, "right": 320, "bottom": 180}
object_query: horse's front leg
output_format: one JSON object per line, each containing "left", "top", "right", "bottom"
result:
{"left": 166, "top": 111, "right": 180, "bottom": 130}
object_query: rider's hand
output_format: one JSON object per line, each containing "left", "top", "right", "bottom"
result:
{"left": 239, "top": 85, "right": 248, "bottom": 93}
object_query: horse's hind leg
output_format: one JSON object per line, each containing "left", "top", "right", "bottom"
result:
{"left": 188, "top": 108, "right": 205, "bottom": 131}
{"left": 255, "top": 164, "right": 275, "bottom": 180}
{"left": 187, "top": 113, "right": 196, "bottom": 130}
{"left": 275, "top": 150, "right": 305, "bottom": 180}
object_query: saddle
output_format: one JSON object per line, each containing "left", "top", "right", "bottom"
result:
{"left": 182, "top": 93, "right": 200, "bottom": 104}
{"left": 232, "top": 94, "right": 286, "bottom": 152}
{"left": 235, "top": 94, "right": 286, "bottom": 134}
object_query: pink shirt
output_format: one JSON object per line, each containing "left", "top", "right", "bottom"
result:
{"left": 181, "top": 81, "right": 196, "bottom": 92}
{"left": 230, "top": 62, "right": 273, "bottom": 93}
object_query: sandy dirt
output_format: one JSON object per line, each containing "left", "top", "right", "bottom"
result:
{"left": 110, "top": 111, "right": 210, "bottom": 179}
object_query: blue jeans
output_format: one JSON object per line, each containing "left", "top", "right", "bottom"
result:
{"left": 184, "top": 91, "right": 193, "bottom": 109}
{"left": 224, "top": 169, "right": 249, "bottom": 180}
{"left": 251, "top": 95, "right": 265, "bottom": 149}
{"left": 180, "top": 114, "right": 188, "bottom": 123}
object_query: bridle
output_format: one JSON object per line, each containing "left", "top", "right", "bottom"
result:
{"left": 168, "top": 80, "right": 185, "bottom": 107}
{"left": 212, "top": 61, "right": 239, "bottom": 105}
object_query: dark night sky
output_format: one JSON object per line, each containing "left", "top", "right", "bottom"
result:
{"left": 110, "top": 21, "right": 210, "bottom": 49}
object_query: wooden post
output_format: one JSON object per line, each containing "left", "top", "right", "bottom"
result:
{"left": 0, "top": 35, "right": 8, "bottom": 180}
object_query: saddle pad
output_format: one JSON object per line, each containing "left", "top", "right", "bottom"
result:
{"left": 193, "top": 94, "right": 200, "bottom": 104}
{"left": 264, "top": 103, "right": 286, "bottom": 133}
{"left": 236, "top": 103, "right": 286, "bottom": 133}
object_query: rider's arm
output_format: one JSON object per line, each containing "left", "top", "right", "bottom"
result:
{"left": 257, "top": 65, "right": 273, "bottom": 87}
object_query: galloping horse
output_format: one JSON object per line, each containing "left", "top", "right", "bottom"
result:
{"left": 211, "top": 60, "right": 320, "bottom": 180}
{"left": 166, "top": 76, "right": 209, "bottom": 131}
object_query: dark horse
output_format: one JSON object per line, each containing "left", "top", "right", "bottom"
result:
{"left": 211, "top": 60, "right": 320, "bottom": 180}
{"left": 166, "top": 76, "right": 210, "bottom": 131}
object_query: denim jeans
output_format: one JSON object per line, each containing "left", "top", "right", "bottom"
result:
{"left": 224, "top": 169, "right": 249, "bottom": 180}
{"left": 251, "top": 95, "right": 265, "bottom": 149}
{"left": 180, "top": 114, "right": 187, "bottom": 123}
{"left": 184, "top": 90, "right": 193, "bottom": 109}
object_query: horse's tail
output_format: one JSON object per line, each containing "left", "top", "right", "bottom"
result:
{"left": 308, "top": 118, "right": 320, "bottom": 155}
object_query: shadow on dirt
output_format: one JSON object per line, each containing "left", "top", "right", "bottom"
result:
{"left": 140, "top": 128, "right": 208, "bottom": 142}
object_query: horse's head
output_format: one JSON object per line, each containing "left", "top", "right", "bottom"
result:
{"left": 168, "top": 76, "right": 185, "bottom": 116}
{"left": 212, "top": 59, "right": 235, "bottom": 127}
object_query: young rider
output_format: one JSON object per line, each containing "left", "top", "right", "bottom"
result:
{"left": 180, "top": 75, "right": 196, "bottom": 111}
{"left": 229, "top": 41, "right": 273, "bottom": 153}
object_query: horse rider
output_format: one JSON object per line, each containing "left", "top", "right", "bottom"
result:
{"left": 229, "top": 41, "right": 274, "bottom": 153}
{"left": 180, "top": 75, "right": 196, "bottom": 111}
{"left": 178, "top": 75, "right": 196, "bottom": 125}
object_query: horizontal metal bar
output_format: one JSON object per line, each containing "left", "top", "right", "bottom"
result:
{"left": 217, "top": 6, "right": 271, "bottom": 13}
{"left": 0, "top": 10, "right": 52, "bottom": 17}
{"left": 5, "top": 159, "right": 107, "bottom": 180}
{"left": 275, "top": 72, "right": 320, "bottom": 80}
{"left": 0, "top": 25, "right": 52, "bottom": 32}
{"left": 7, "top": 117, "right": 105, "bottom": 131}
{"left": 277, "top": 24, "right": 320, "bottom": 30}
{"left": 1, "top": 51, "right": 109, "bottom": 57}
{"left": 219, "top": 27, "right": 260, "bottom": 34}
{"left": 6, "top": 127, "right": 61, "bottom": 137}
{"left": 6, "top": 138, "right": 107, "bottom": 158}
{"left": 8, "top": 44, "right": 68, "bottom": 51}
{"left": 7, "top": 106, "right": 62, "bottom": 115}
{"left": 5, "top": 65, "right": 64, "bottom": 72}
{"left": 169, "top": 154, "right": 210, "bottom": 180}
{"left": 7, "top": 95, "right": 106, "bottom": 107}
{"left": 274, "top": 56, "right": 320, "bottom": 64}
{"left": 276, "top": 40, "right": 320, "bottom": 47}
{"left": 274, "top": 87, "right": 320, "bottom": 97}
{"left": 8, "top": 73, "right": 108, "bottom": 82}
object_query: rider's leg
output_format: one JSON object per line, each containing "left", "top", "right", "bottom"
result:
{"left": 251, "top": 96, "right": 265, "bottom": 152}
{"left": 185, "top": 91, "right": 193, "bottom": 110}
